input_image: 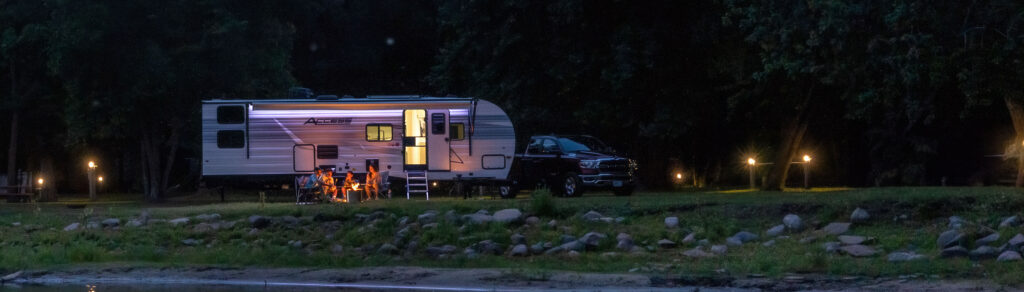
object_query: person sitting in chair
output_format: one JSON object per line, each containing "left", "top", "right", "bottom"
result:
{"left": 342, "top": 171, "right": 359, "bottom": 202}
{"left": 322, "top": 169, "right": 339, "bottom": 202}
{"left": 303, "top": 168, "right": 323, "bottom": 201}
{"left": 366, "top": 165, "right": 380, "bottom": 200}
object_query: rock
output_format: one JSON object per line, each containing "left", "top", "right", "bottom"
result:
{"left": 615, "top": 217, "right": 626, "bottom": 223}
{"left": 126, "top": 219, "right": 144, "bottom": 228}
{"left": 579, "top": 232, "right": 607, "bottom": 248}
{"left": 139, "top": 210, "right": 151, "bottom": 224}
{"left": 665, "top": 217, "right": 679, "bottom": 228}
{"left": 657, "top": 239, "right": 677, "bottom": 249}
{"left": 976, "top": 233, "right": 1000, "bottom": 246}
{"left": 86, "top": 221, "right": 101, "bottom": 229}
{"left": 426, "top": 245, "right": 458, "bottom": 257}
{"left": 472, "top": 240, "right": 504, "bottom": 255}
{"left": 560, "top": 234, "right": 577, "bottom": 244}
{"left": 765, "top": 225, "right": 785, "bottom": 237}
{"left": 733, "top": 231, "right": 759, "bottom": 243}
{"left": 511, "top": 233, "right": 527, "bottom": 245}
{"left": 63, "top": 223, "right": 81, "bottom": 232}
{"left": 525, "top": 216, "right": 540, "bottom": 225}
{"left": 510, "top": 244, "right": 529, "bottom": 257}
{"left": 617, "top": 239, "right": 634, "bottom": 251}
{"left": 493, "top": 208, "right": 523, "bottom": 223}
{"left": 461, "top": 213, "right": 493, "bottom": 225}
{"left": 444, "top": 210, "right": 458, "bottom": 223}
{"left": 195, "top": 213, "right": 221, "bottom": 222}
{"left": 681, "top": 233, "right": 696, "bottom": 244}
{"left": 193, "top": 223, "right": 215, "bottom": 233}
{"left": 476, "top": 209, "right": 490, "bottom": 215}
{"left": 839, "top": 245, "right": 877, "bottom": 257}
{"left": 378, "top": 243, "right": 399, "bottom": 255}
{"left": 289, "top": 240, "right": 304, "bottom": 248}
{"left": 181, "top": 238, "right": 201, "bottom": 246}
{"left": 969, "top": 246, "right": 998, "bottom": 260}
{"left": 2, "top": 270, "right": 23, "bottom": 282}
{"left": 936, "top": 230, "right": 964, "bottom": 248}
{"left": 783, "top": 214, "right": 803, "bottom": 230}
{"left": 331, "top": 244, "right": 345, "bottom": 255}
{"left": 418, "top": 212, "right": 438, "bottom": 224}
{"left": 1007, "top": 234, "right": 1024, "bottom": 249}
{"left": 762, "top": 240, "right": 776, "bottom": 247}
{"left": 998, "top": 251, "right": 1022, "bottom": 262}
{"left": 422, "top": 223, "right": 438, "bottom": 229}
{"left": 169, "top": 217, "right": 190, "bottom": 226}
{"left": 821, "top": 222, "right": 851, "bottom": 235}
{"left": 616, "top": 233, "right": 632, "bottom": 242}
{"left": 567, "top": 250, "right": 581, "bottom": 258}
{"left": 547, "top": 220, "right": 558, "bottom": 228}
{"left": 725, "top": 237, "right": 743, "bottom": 246}
{"left": 710, "top": 244, "right": 728, "bottom": 254}
{"left": 999, "top": 216, "right": 1020, "bottom": 228}
{"left": 888, "top": 251, "right": 926, "bottom": 262}
{"left": 838, "top": 235, "right": 874, "bottom": 245}
{"left": 698, "top": 239, "right": 710, "bottom": 246}
{"left": 948, "top": 216, "right": 965, "bottom": 229}
{"left": 798, "top": 235, "right": 819, "bottom": 244}
{"left": 941, "top": 246, "right": 968, "bottom": 258}
{"left": 683, "top": 248, "right": 715, "bottom": 258}
{"left": 101, "top": 218, "right": 121, "bottom": 227}
{"left": 279, "top": 215, "right": 300, "bottom": 226}
{"left": 248, "top": 215, "right": 269, "bottom": 229}
{"left": 850, "top": 208, "right": 870, "bottom": 223}
{"left": 531, "top": 242, "right": 545, "bottom": 254}
{"left": 581, "top": 210, "right": 603, "bottom": 222}
{"left": 822, "top": 242, "right": 842, "bottom": 253}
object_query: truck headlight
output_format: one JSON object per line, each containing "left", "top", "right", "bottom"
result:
{"left": 579, "top": 160, "right": 600, "bottom": 169}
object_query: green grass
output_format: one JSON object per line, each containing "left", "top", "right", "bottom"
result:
{"left": 2, "top": 187, "right": 1024, "bottom": 283}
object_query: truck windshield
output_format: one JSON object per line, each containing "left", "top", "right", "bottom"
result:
{"left": 557, "top": 138, "right": 592, "bottom": 153}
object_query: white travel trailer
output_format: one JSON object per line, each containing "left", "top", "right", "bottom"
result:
{"left": 201, "top": 96, "right": 515, "bottom": 197}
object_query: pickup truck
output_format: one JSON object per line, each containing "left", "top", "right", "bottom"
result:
{"left": 499, "top": 135, "right": 637, "bottom": 198}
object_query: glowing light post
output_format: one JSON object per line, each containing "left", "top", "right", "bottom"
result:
{"left": 747, "top": 158, "right": 757, "bottom": 189}
{"left": 36, "top": 178, "right": 44, "bottom": 194}
{"left": 802, "top": 155, "right": 812, "bottom": 189}
{"left": 87, "top": 161, "right": 97, "bottom": 200}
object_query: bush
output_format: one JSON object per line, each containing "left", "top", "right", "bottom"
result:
{"left": 530, "top": 188, "right": 556, "bottom": 217}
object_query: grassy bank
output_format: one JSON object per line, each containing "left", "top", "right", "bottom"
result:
{"left": 2, "top": 187, "right": 1024, "bottom": 284}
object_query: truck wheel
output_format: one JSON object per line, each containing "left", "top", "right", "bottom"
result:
{"left": 499, "top": 184, "right": 518, "bottom": 199}
{"left": 558, "top": 173, "right": 584, "bottom": 197}
{"left": 613, "top": 186, "right": 634, "bottom": 196}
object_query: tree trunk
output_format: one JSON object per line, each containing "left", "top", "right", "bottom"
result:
{"left": 6, "top": 111, "right": 18, "bottom": 187}
{"left": 1005, "top": 97, "right": 1024, "bottom": 187}
{"left": 38, "top": 156, "right": 56, "bottom": 201}
{"left": 141, "top": 133, "right": 164, "bottom": 201}
{"left": 763, "top": 86, "right": 814, "bottom": 191}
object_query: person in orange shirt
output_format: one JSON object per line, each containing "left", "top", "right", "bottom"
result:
{"left": 322, "top": 169, "right": 339, "bottom": 202}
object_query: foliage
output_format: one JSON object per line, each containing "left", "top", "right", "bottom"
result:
{"left": 529, "top": 188, "right": 556, "bottom": 217}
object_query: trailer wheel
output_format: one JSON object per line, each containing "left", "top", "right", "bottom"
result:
{"left": 498, "top": 184, "right": 518, "bottom": 199}
{"left": 557, "top": 173, "right": 584, "bottom": 197}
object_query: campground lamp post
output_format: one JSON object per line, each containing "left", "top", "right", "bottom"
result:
{"left": 87, "top": 161, "right": 97, "bottom": 200}
{"left": 802, "top": 155, "right": 812, "bottom": 189}
{"left": 747, "top": 158, "right": 757, "bottom": 189}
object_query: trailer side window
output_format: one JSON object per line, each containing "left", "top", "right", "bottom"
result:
{"left": 431, "top": 113, "right": 446, "bottom": 134}
{"left": 365, "top": 124, "right": 393, "bottom": 141}
{"left": 317, "top": 145, "right": 338, "bottom": 159}
{"left": 217, "top": 106, "right": 245, "bottom": 124}
{"left": 216, "top": 130, "right": 244, "bottom": 148}
{"left": 450, "top": 123, "right": 465, "bottom": 140}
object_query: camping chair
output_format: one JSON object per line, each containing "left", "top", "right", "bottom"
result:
{"left": 295, "top": 175, "right": 319, "bottom": 204}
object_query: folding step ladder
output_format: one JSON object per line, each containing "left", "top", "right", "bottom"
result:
{"left": 406, "top": 171, "right": 429, "bottom": 200}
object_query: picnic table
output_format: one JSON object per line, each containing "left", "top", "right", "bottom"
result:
{"left": 0, "top": 185, "right": 34, "bottom": 202}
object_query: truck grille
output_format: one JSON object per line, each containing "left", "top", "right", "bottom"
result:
{"left": 599, "top": 160, "right": 629, "bottom": 172}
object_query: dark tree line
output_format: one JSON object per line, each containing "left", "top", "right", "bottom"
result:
{"left": 0, "top": 0, "right": 1022, "bottom": 200}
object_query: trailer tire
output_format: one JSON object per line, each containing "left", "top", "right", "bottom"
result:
{"left": 499, "top": 184, "right": 518, "bottom": 199}
{"left": 557, "top": 173, "right": 584, "bottom": 197}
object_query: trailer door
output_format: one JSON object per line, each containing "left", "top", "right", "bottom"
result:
{"left": 403, "top": 109, "right": 428, "bottom": 171}
{"left": 427, "top": 109, "right": 450, "bottom": 171}
{"left": 293, "top": 144, "right": 315, "bottom": 172}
